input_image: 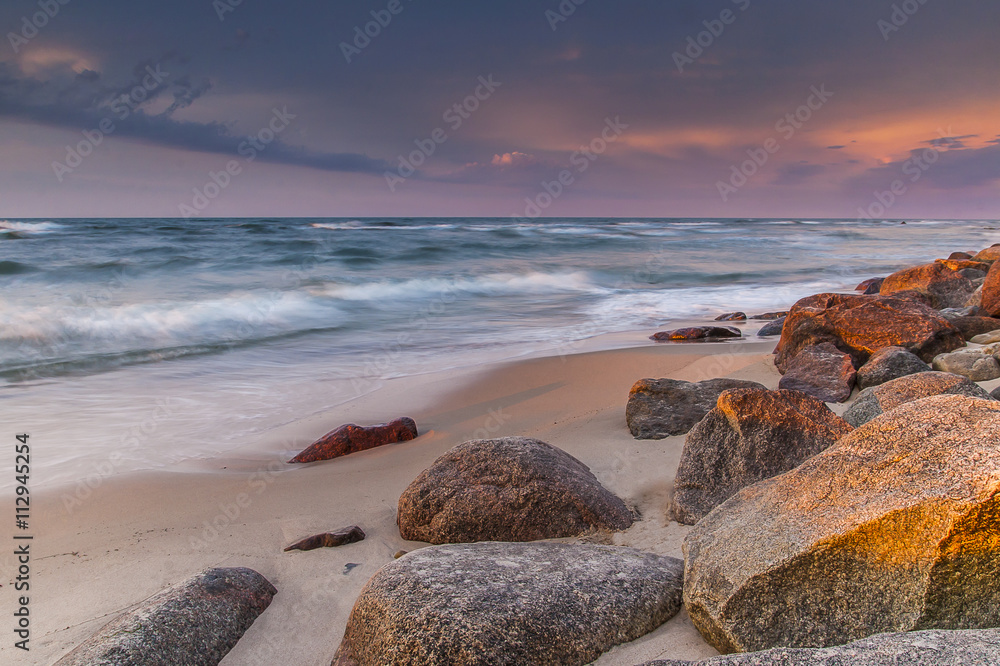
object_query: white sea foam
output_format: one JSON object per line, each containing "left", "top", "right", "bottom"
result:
{"left": 316, "top": 271, "right": 604, "bottom": 302}
{"left": 0, "top": 220, "right": 65, "bottom": 233}
{"left": 0, "top": 291, "right": 344, "bottom": 362}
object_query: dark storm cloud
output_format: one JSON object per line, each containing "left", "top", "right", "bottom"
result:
{"left": 0, "top": 54, "right": 388, "bottom": 174}
{"left": 1, "top": 0, "right": 999, "bottom": 214}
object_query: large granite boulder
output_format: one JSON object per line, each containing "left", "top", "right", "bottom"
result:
{"left": 290, "top": 417, "right": 418, "bottom": 463}
{"left": 777, "top": 342, "right": 856, "bottom": 403}
{"left": 640, "top": 628, "right": 1000, "bottom": 665}
{"left": 332, "top": 542, "right": 684, "bottom": 666}
{"left": 55, "top": 568, "right": 276, "bottom": 665}
{"left": 669, "top": 388, "right": 852, "bottom": 525}
{"left": 879, "top": 262, "right": 977, "bottom": 309}
{"left": 682, "top": 395, "right": 1000, "bottom": 654}
{"left": 843, "top": 371, "right": 992, "bottom": 427}
{"left": 981, "top": 260, "right": 1000, "bottom": 316}
{"left": 397, "top": 437, "right": 632, "bottom": 544}
{"left": 626, "top": 378, "right": 766, "bottom": 439}
{"left": 855, "top": 346, "right": 931, "bottom": 389}
{"left": 775, "top": 293, "right": 963, "bottom": 372}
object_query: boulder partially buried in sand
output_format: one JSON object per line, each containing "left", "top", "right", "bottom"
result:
{"left": 626, "top": 377, "right": 766, "bottom": 439}
{"left": 777, "top": 342, "right": 856, "bottom": 402}
{"left": 639, "top": 628, "right": 1000, "bottom": 665}
{"left": 775, "top": 293, "right": 963, "bottom": 371}
{"left": 842, "top": 370, "right": 993, "bottom": 427}
{"left": 682, "top": 395, "right": 1000, "bottom": 654}
{"left": 669, "top": 388, "right": 852, "bottom": 525}
{"left": 55, "top": 568, "right": 276, "bottom": 666}
{"left": 650, "top": 326, "right": 741, "bottom": 342}
{"left": 332, "top": 542, "right": 684, "bottom": 666}
{"left": 289, "top": 417, "right": 418, "bottom": 463}
{"left": 855, "top": 345, "right": 931, "bottom": 389}
{"left": 397, "top": 437, "right": 632, "bottom": 544}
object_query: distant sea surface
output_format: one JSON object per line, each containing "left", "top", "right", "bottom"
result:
{"left": 2, "top": 217, "right": 997, "bottom": 489}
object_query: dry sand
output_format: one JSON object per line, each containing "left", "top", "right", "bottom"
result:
{"left": 3, "top": 336, "right": 785, "bottom": 665}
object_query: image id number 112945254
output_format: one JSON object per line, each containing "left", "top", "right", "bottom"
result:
{"left": 13, "top": 433, "right": 31, "bottom": 652}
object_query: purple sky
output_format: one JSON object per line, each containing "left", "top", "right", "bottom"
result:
{"left": 1, "top": 0, "right": 998, "bottom": 219}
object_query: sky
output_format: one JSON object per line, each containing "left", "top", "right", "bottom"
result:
{"left": 0, "top": 0, "right": 998, "bottom": 219}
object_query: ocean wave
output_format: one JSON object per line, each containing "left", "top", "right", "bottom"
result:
{"left": 0, "top": 260, "right": 36, "bottom": 275}
{"left": 0, "top": 291, "right": 346, "bottom": 373}
{"left": 310, "top": 221, "right": 459, "bottom": 231}
{"left": 0, "top": 220, "right": 65, "bottom": 234}
{"left": 316, "top": 271, "right": 604, "bottom": 302}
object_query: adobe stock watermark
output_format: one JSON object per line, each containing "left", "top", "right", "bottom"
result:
{"left": 341, "top": 0, "right": 416, "bottom": 64}
{"left": 673, "top": 0, "right": 751, "bottom": 73}
{"left": 878, "top": 0, "right": 931, "bottom": 41}
{"left": 213, "top": 0, "right": 244, "bottom": 21}
{"left": 716, "top": 84, "right": 833, "bottom": 202}
{"left": 179, "top": 106, "right": 296, "bottom": 218}
{"left": 856, "top": 126, "right": 952, "bottom": 221}
{"left": 52, "top": 64, "right": 171, "bottom": 182}
{"left": 546, "top": 0, "right": 588, "bottom": 32}
{"left": 7, "top": 0, "right": 71, "bottom": 54}
{"left": 384, "top": 75, "right": 502, "bottom": 192}
{"left": 512, "top": 116, "right": 628, "bottom": 221}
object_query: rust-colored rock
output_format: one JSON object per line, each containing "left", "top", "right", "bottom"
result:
{"left": 973, "top": 245, "right": 1000, "bottom": 263}
{"left": 855, "top": 277, "right": 884, "bottom": 294}
{"left": 775, "top": 293, "right": 963, "bottom": 372}
{"left": 879, "top": 262, "right": 977, "bottom": 308}
{"left": 778, "top": 342, "right": 856, "bottom": 403}
{"left": 948, "top": 251, "right": 974, "bottom": 260}
{"left": 289, "top": 417, "right": 418, "bottom": 463}
{"left": 750, "top": 311, "right": 788, "bottom": 320}
{"left": 714, "top": 312, "right": 746, "bottom": 321}
{"left": 397, "top": 437, "right": 633, "bottom": 544}
{"left": 980, "top": 260, "right": 1000, "bottom": 317}
{"left": 284, "top": 526, "right": 366, "bottom": 552}
{"left": 650, "top": 326, "right": 741, "bottom": 342}
{"left": 669, "top": 388, "right": 852, "bottom": 525}
{"left": 935, "top": 258, "right": 991, "bottom": 273}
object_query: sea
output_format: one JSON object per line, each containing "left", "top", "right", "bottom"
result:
{"left": 2, "top": 217, "right": 997, "bottom": 491}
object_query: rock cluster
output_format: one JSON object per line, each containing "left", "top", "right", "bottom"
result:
{"left": 682, "top": 395, "right": 1000, "bottom": 654}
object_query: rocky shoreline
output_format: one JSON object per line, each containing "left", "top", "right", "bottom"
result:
{"left": 47, "top": 245, "right": 1000, "bottom": 665}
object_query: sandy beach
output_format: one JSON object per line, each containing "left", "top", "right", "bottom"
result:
{"left": 3, "top": 334, "right": 789, "bottom": 665}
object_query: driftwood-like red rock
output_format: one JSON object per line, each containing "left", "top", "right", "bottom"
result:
{"left": 284, "top": 526, "right": 366, "bottom": 552}
{"left": 289, "top": 418, "right": 418, "bottom": 463}
{"left": 650, "top": 327, "right": 741, "bottom": 342}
